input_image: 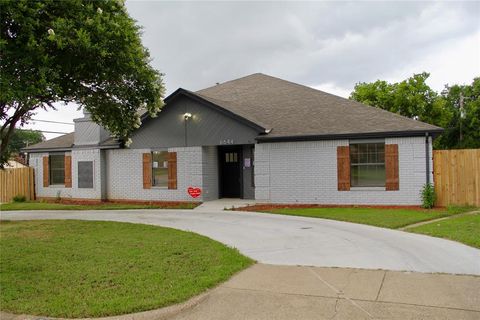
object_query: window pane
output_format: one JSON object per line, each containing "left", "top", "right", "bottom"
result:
{"left": 350, "top": 149, "right": 359, "bottom": 164}
{"left": 351, "top": 165, "right": 360, "bottom": 187}
{"left": 152, "top": 151, "right": 168, "bottom": 187}
{"left": 49, "top": 155, "right": 65, "bottom": 185}
{"left": 349, "top": 142, "right": 386, "bottom": 187}
{"left": 359, "top": 147, "right": 368, "bottom": 163}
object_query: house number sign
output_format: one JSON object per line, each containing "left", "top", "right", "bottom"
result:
{"left": 220, "top": 139, "right": 234, "bottom": 145}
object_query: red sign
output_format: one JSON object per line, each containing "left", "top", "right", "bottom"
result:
{"left": 188, "top": 187, "right": 202, "bottom": 198}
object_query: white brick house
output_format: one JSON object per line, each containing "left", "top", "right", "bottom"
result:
{"left": 24, "top": 74, "right": 442, "bottom": 205}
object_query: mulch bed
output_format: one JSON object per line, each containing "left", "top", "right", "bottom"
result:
{"left": 235, "top": 203, "right": 442, "bottom": 212}
{"left": 37, "top": 198, "right": 201, "bottom": 208}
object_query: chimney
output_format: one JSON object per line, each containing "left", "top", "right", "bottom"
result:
{"left": 73, "top": 109, "right": 111, "bottom": 146}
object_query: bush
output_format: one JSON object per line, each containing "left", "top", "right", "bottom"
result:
{"left": 12, "top": 195, "right": 26, "bottom": 203}
{"left": 421, "top": 183, "right": 436, "bottom": 209}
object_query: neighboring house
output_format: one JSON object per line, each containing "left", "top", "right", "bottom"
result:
{"left": 5, "top": 159, "right": 27, "bottom": 168}
{"left": 23, "top": 73, "right": 442, "bottom": 205}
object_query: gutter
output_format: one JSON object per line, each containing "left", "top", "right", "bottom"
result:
{"left": 256, "top": 129, "right": 444, "bottom": 143}
{"left": 22, "top": 143, "right": 121, "bottom": 153}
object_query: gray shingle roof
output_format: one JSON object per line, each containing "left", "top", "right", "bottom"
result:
{"left": 23, "top": 132, "right": 120, "bottom": 151}
{"left": 26, "top": 73, "right": 443, "bottom": 152}
{"left": 23, "top": 132, "right": 75, "bottom": 151}
{"left": 195, "top": 73, "right": 442, "bottom": 139}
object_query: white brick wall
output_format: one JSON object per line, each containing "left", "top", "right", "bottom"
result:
{"left": 71, "top": 149, "right": 103, "bottom": 199}
{"left": 30, "top": 152, "right": 73, "bottom": 199}
{"left": 31, "top": 135, "right": 434, "bottom": 205}
{"left": 254, "top": 137, "right": 433, "bottom": 205}
{"left": 201, "top": 146, "right": 219, "bottom": 201}
{"left": 106, "top": 147, "right": 204, "bottom": 202}
{"left": 32, "top": 146, "right": 218, "bottom": 202}
{"left": 30, "top": 149, "right": 104, "bottom": 200}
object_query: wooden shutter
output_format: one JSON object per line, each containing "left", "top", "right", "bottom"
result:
{"left": 43, "top": 156, "right": 49, "bottom": 187}
{"left": 385, "top": 144, "right": 399, "bottom": 191}
{"left": 142, "top": 153, "right": 152, "bottom": 189}
{"left": 337, "top": 146, "right": 350, "bottom": 191}
{"left": 168, "top": 152, "right": 177, "bottom": 190}
{"left": 64, "top": 155, "right": 72, "bottom": 188}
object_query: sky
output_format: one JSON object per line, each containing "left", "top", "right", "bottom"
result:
{"left": 23, "top": 1, "right": 480, "bottom": 139}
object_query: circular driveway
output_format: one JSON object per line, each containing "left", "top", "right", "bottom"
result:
{"left": 2, "top": 209, "right": 479, "bottom": 275}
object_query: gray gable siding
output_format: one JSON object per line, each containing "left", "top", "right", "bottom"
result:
{"left": 74, "top": 120, "right": 111, "bottom": 146}
{"left": 129, "top": 95, "right": 260, "bottom": 149}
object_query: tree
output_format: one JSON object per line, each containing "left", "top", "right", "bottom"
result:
{"left": 0, "top": 0, "right": 165, "bottom": 168}
{"left": 434, "top": 78, "right": 480, "bottom": 149}
{"left": 349, "top": 73, "right": 480, "bottom": 149}
{"left": 5, "top": 128, "right": 44, "bottom": 158}
{"left": 350, "top": 72, "right": 450, "bottom": 127}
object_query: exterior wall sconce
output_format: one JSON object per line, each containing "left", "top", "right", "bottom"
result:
{"left": 184, "top": 112, "right": 192, "bottom": 120}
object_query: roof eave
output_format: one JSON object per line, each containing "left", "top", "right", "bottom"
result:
{"left": 21, "top": 146, "right": 73, "bottom": 153}
{"left": 164, "top": 88, "right": 267, "bottom": 133}
{"left": 256, "top": 129, "right": 444, "bottom": 143}
{"left": 22, "top": 143, "right": 121, "bottom": 153}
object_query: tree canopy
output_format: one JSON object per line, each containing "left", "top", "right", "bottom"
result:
{"left": 0, "top": 0, "right": 165, "bottom": 167}
{"left": 350, "top": 73, "right": 479, "bottom": 149}
{"left": 7, "top": 128, "right": 45, "bottom": 155}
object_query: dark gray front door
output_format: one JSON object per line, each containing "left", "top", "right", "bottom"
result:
{"left": 219, "top": 146, "right": 243, "bottom": 198}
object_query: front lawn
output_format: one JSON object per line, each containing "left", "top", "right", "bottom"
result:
{"left": 258, "top": 206, "right": 474, "bottom": 229}
{"left": 407, "top": 213, "right": 480, "bottom": 248}
{"left": 0, "top": 220, "right": 253, "bottom": 317}
{"left": 0, "top": 201, "right": 198, "bottom": 211}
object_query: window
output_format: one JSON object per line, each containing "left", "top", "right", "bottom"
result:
{"left": 350, "top": 143, "right": 385, "bottom": 187}
{"left": 225, "top": 152, "right": 238, "bottom": 163}
{"left": 78, "top": 161, "right": 94, "bottom": 188}
{"left": 49, "top": 154, "right": 65, "bottom": 185}
{"left": 152, "top": 151, "right": 168, "bottom": 187}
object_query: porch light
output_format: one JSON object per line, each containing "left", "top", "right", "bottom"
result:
{"left": 183, "top": 112, "right": 192, "bottom": 120}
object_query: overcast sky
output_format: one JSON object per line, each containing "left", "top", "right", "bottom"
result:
{"left": 25, "top": 1, "right": 480, "bottom": 139}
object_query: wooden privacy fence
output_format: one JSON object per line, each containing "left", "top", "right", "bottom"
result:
{"left": 433, "top": 149, "right": 480, "bottom": 207}
{"left": 0, "top": 167, "right": 35, "bottom": 203}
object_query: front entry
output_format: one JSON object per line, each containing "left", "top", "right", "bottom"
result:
{"left": 219, "top": 146, "right": 243, "bottom": 198}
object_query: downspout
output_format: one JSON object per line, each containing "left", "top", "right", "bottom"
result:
{"left": 425, "top": 133, "right": 430, "bottom": 185}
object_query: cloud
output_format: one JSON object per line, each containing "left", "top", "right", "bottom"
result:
{"left": 24, "top": 1, "right": 480, "bottom": 138}
{"left": 126, "top": 1, "right": 479, "bottom": 94}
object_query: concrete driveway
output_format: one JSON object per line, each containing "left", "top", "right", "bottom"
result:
{"left": 2, "top": 209, "right": 479, "bottom": 275}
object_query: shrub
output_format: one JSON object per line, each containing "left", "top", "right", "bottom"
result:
{"left": 421, "top": 183, "right": 436, "bottom": 209}
{"left": 55, "top": 191, "right": 62, "bottom": 203}
{"left": 12, "top": 195, "right": 26, "bottom": 202}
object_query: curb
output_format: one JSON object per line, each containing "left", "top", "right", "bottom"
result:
{"left": 0, "top": 288, "right": 212, "bottom": 320}
{"left": 399, "top": 210, "right": 480, "bottom": 231}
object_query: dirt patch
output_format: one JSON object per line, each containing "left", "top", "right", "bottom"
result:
{"left": 0, "top": 222, "right": 54, "bottom": 240}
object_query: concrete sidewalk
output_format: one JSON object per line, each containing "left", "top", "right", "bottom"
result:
{"left": 2, "top": 264, "right": 479, "bottom": 319}
{"left": 174, "top": 264, "right": 480, "bottom": 320}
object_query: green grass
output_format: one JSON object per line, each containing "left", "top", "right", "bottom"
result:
{"left": 266, "top": 206, "right": 474, "bottom": 229}
{"left": 0, "top": 201, "right": 198, "bottom": 211}
{"left": 0, "top": 220, "right": 253, "bottom": 317}
{"left": 407, "top": 213, "right": 480, "bottom": 248}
